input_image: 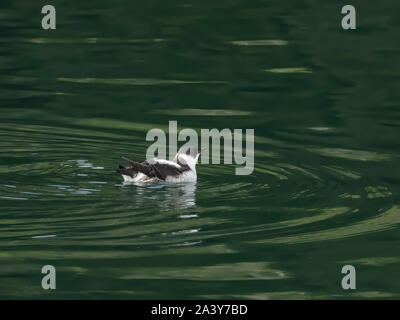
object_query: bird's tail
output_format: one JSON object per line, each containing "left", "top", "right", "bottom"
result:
{"left": 116, "top": 165, "right": 137, "bottom": 177}
{"left": 118, "top": 156, "right": 156, "bottom": 178}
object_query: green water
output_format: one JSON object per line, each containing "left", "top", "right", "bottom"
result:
{"left": 1, "top": 0, "right": 400, "bottom": 299}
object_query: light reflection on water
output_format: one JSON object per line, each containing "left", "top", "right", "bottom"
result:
{"left": 121, "top": 182, "right": 197, "bottom": 210}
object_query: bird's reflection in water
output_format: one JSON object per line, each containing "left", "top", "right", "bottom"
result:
{"left": 121, "top": 182, "right": 197, "bottom": 210}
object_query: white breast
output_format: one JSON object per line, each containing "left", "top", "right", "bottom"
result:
{"left": 122, "top": 172, "right": 151, "bottom": 183}
{"left": 122, "top": 171, "right": 196, "bottom": 183}
{"left": 165, "top": 170, "right": 197, "bottom": 182}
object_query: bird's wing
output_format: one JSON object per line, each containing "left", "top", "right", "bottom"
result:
{"left": 149, "top": 161, "right": 188, "bottom": 180}
{"left": 121, "top": 157, "right": 189, "bottom": 180}
{"left": 121, "top": 157, "right": 161, "bottom": 179}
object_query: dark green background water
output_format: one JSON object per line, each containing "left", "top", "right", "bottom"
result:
{"left": 1, "top": 0, "right": 400, "bottom": 299}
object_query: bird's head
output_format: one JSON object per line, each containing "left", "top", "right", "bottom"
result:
{"left": 174, "top": 145, "right": 202, "bottom": 171}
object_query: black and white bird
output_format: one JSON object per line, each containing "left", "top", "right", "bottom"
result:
{"left": 117, "top": 146, "right": 201, "bottom": 183}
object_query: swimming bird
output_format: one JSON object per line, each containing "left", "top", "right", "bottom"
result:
{"left": 116, "top": 146, "right": 201, "bottom": 183}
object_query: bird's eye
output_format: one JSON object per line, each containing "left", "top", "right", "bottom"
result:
{"left": 186, "top": 148, "right": 191, "bottom": 155}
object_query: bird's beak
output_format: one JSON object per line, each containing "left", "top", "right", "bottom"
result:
{"left": 198, "top": 147, "right": 206, "bottom": 154}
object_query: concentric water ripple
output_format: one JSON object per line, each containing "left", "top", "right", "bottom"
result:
{"left": 1, "top": 121, "right": 397, "bottom": 250}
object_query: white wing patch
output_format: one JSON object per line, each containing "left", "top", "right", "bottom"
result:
{"left": 151, "top": 158, "right": 181, "bottom": 168}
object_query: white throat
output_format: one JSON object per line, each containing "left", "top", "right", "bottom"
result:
{"left": 175, "top": 153, "right": 199, "bottom": 173}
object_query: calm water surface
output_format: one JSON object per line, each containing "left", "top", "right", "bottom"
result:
{"left": 1, "top": 1, "right": 400, "bottom": 299}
